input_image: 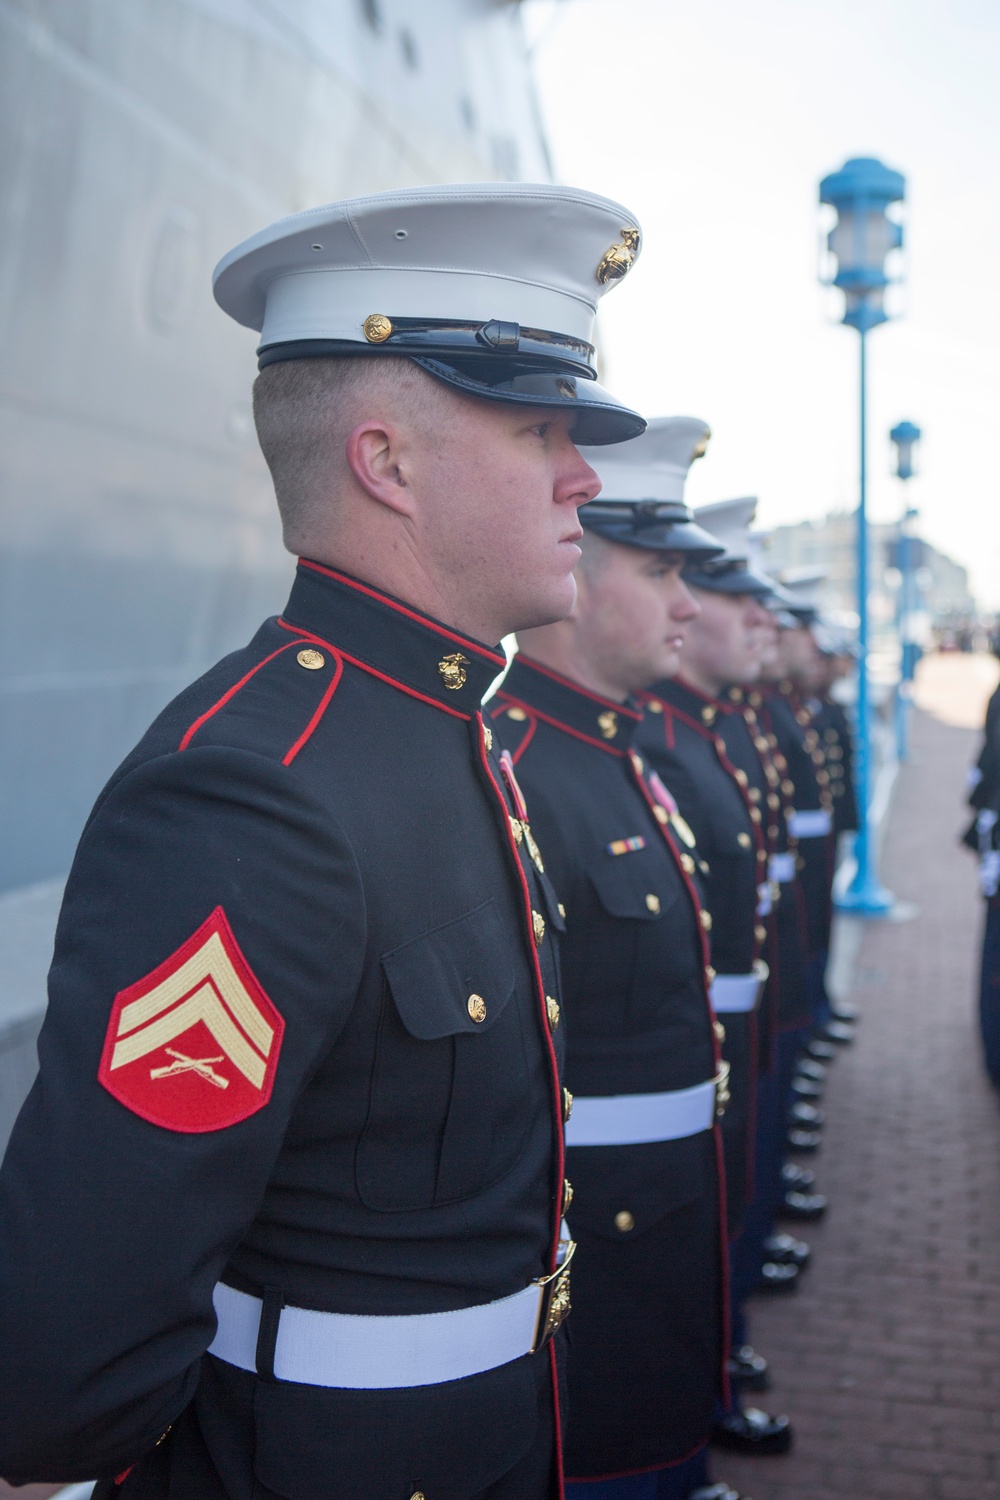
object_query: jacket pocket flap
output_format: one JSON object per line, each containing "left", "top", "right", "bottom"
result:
{"left": 381, "top": 898, "right": 516, "bottom": 1040}
{"left": 587, "top": 857, "right": 680, "bottom": 922}
{"left": 566, "top": 1136, "right": 711, "bottom": 1239}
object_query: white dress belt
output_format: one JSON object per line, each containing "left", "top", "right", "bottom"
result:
{"left": 208, "top": 1245, "right": 575, "bottom": 1390}
{"left": 769, "top": 851, "right": 796, "bottom": 883}
{"left": 788, "top": 808, "right": 833, "bottom": 838}
{"left": 710, "top": 962, "right": 768, "bottom": 1014}
{"left": 563, "top": 1077, "right": 717, "bottom": 1146}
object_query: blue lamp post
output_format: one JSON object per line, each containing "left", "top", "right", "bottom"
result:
{"left": 820, "top": 156, "right": 906, "bottom": 916}
{"left": 890, "top": 420, "right": 922, "bottom": 761}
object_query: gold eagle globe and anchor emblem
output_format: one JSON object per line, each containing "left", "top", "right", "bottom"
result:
{"left": 438, "top": 652, "right": 470, "bottom": 690}
{"left": 597, "top": 710, "right": 619, "bottom": 740}
{"left": 596, "top": 227, "right": 641, "bottom": 285}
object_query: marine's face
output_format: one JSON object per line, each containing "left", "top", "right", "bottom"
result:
{"left": 409, "top": 395, "right": 601, "bottom": 638}
{"left": 681, "top": 588, "right": 768, "bottom": 689}
{"left": 781, "top": 625, "right": 822, "bottom": 687}
{"left": 572, "top": 544, "right": 700, "bottom": 696}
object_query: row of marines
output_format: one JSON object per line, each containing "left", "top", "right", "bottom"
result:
{"left": 0, "top": 182, "right": 858, "bottom": 1499}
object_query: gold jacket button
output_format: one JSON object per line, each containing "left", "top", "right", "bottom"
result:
{"left": 645, "top": 892, "right": 661, "bottom": 914}
{"left": 646, "top": 699, "right": 663, "bottom": 713}
{"left": 755, "top": 923, "right": 768, "bottom": 943}
{"left": 700, "top": 909, "right": 713, "bottom": 931}
{"left": 506, "top": 706, "right": 527, "bottom": 721}
{"left": 532, "top": 910, "right": 545, "bottom": 945}
{"left": 482, "top": 724, "right": 493, "bottom": 753}
{"left": 680, "top": 852, "right": 696, "bottom": 874}
{"left": 653, "top": 803, "right": 669, "bottom": 825}
{"left": 467, "top": 994, "right": 487, "bottom": 1023}
{"left": 557, "top": 902, "right": 566, "bottom": 919}
{"left": 614, "top": 1210, "right": 635, "bottom": 1233}
{"left": 410, "top": 1492, "right": 426, "bottom": 1500}
{"left": 737, "top": 831, "right": 752, "bottom": 849}
{"left": 510, "top": 816, "right": 524, "bottom": 845}
{"left": 296, "top": 648, "right": 325, "bottom": 670}
{"left": 563, "top": 1178, "right": 574, "bottom": 1210}
{"left": 713, "top": 1019, "right": 726, "bottom": 1043}
{"left": 563, "top": 1088, "right": 573, "bottom": 1122}
{"left": 547, "top": 995, "right": 561, "bottom": 1029}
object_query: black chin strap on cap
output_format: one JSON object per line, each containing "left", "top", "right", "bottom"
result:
{"left": 580, "top": 500, "right": 727, "bottom": 558}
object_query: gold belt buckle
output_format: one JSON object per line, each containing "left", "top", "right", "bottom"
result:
{"left": 530, "top": 1239, "right": 576, "bottom": 1352}
{"left": 713, "top": 1060, "right": 731, "bottom": 1118}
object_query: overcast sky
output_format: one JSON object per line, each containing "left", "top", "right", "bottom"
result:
{"left": 524, "top": 0, "right": 1000, "bottom": 606}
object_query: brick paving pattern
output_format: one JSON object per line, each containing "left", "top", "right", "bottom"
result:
{"left": 721, "top": 686, "right": 1000, "bottom": 1500}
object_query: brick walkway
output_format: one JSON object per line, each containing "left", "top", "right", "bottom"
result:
{"left": 721, "top": 671, "right": 1000, "bottom": 1500}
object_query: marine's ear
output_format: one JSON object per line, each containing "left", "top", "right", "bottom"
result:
{"left": 345, "top": 419, "right": 416, "bottom": 518}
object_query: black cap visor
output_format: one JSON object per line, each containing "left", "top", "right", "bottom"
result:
{"left": 255, "top": 339, "right": 645, "bottom": 445}
{"left": 413, "top": 358, "right": 646, "bottom": 445}
{"left": 580, "top": 501, "right": 726, "bottom": 559}
{"left": 683, "top": 559, "right": 776, "bottom": 597}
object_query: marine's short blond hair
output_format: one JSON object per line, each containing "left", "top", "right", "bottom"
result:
{"left": 252, "top": 355, "right": 435, "bottom": 552}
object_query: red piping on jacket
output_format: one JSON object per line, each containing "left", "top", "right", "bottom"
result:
{"left": 473, "top": 711, "right": 568, "bottom": 1496}
{"left": 492, "top": 692, "right": 627, "bottom": 758}
{"left": 179, "top": 642, "right": 303, "bottom": 750}
{"left": 282, "top": 651, "right": 344, "bottom": 765}
{"left": 298, "top": 559, "right": 506, "bottom": 667}
{"left": 515, "top": 653, "right": 642, "bottom": 719}
{"left": 277, "top": 619, "right": 471, "bottom": 720}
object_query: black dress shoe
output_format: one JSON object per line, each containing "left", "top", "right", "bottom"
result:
{"left": 727, "top": 1343, "right": 770, "bottom": 1391}
{"left": 763, "top": 1231, "right": 810, "bottom": 1266}
{"left": 781, "top": 1161, "right": 817, "bottom": 1189}
{"left": 796, "top": 1057, "right": 828, "bottom": 1082}
{"left": 776, "top": 1188, "right": 828, "bottom": 1220}
{"left": 786, "top": 1127, "right": 822, "bottom": 1152}
{"left": 789, "top": 1100, "right": 825, "bottom": 1127}
{"left": 806, "top": 1037, "right": 837, "bottom": 1060}
{"left": 711, "top": 1407, "right": 793, "bottom": 1455}
{"left": 690, "top": 1486, "right": 748, "bottom": 1500}
{"left": 820, "top": 1019, "right": 856, "bottom": 1044}
{"left": 791, "top": 1075, "right": 823, "bottom": 1100}
{"left": 754, "top": 1260, "right": 799, "bottom": 1293}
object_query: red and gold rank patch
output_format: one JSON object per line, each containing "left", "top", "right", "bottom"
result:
{"left": 98, "top": 907, "right": 284, "bottom": 1132}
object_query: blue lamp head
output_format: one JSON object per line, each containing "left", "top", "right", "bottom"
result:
{"left": 890, "top": 419, "right": 921, "bottom": 480}
{"left": 820, "top": 157, "right": 906, "bottom": 332}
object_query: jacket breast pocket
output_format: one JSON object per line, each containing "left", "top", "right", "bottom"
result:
{"left": 356, "top": 899, "right": 534, "bottom": 1212}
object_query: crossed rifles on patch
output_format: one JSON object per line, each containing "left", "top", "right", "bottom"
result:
{"left": 150, "top": 1047, "right": 230, "bottom": 1090}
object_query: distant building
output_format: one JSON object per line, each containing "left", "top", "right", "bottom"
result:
{"left": 761, "top": 512, "right": 975, "bottom": 633}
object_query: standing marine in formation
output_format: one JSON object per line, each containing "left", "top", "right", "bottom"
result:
{"left": 0, "top": 183, "right": 646, "bottom": 1500}
{"left": 490, "top": 431, "right": 741, "bottom": 1500}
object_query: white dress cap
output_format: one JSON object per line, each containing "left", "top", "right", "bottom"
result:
{"left": 212, "top": 183, "right": 647, "bottom": 444}
{"left": 214, "top": 183, "right": 640, "bottom": 361}
{"left": 578, "top": 416, "right": 711, "bottom": 504}
{"left": 685, "top": 498, "right": 775, "bottom": 596}
{"left": 576, "top": 417, "right": 724, "bottom": 557}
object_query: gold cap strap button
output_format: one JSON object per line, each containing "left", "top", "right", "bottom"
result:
{"left": 467, "top": 994, "right": 486, "bottom": 1023}
{"left": 363, "top": 312, "right": 392, "bottom": 342}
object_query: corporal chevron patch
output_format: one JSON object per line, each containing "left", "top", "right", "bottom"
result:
{"left": 98, "top": 907, "right": 284, "bottom": 1132}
